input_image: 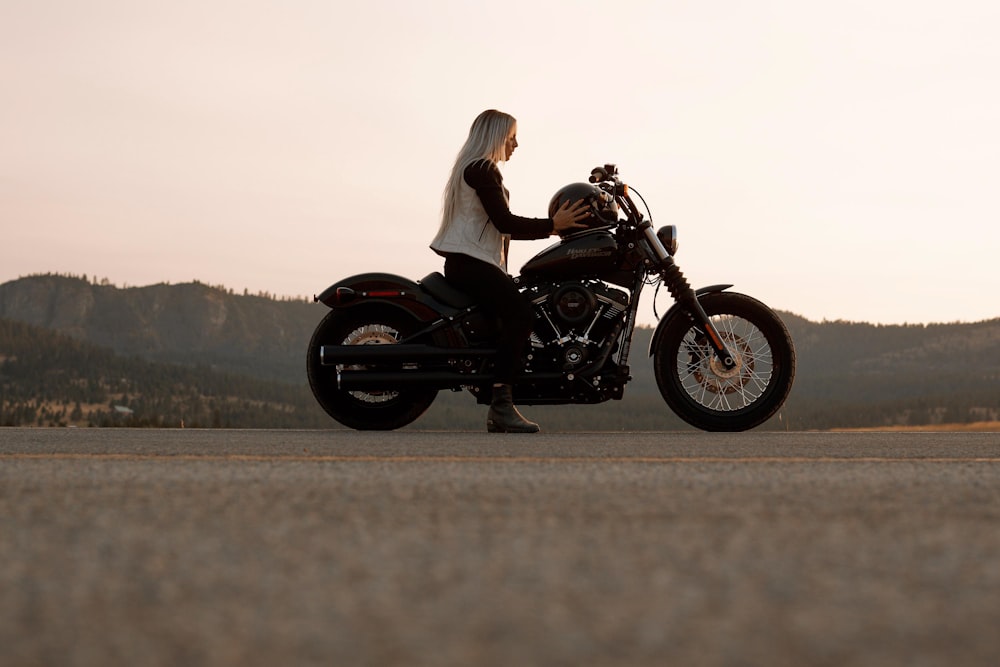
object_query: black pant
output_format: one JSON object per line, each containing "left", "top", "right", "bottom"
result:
{"left": 443, "top": 253, "right": 533, "bottom": 385}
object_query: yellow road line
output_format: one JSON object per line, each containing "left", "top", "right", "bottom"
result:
{"left": 1, "top": 453, "right": 998, "bottom": 464}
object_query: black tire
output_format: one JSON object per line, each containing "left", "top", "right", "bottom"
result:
{"left": 653, "top": 292, "right": 795, "bottom": 431}
{"left": 306, "top": 305, "right": 437, "bottom": 430}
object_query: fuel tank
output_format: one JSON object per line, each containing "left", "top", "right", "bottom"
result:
{"left": 520, "top": 228, "right": 620, "bottom": 279}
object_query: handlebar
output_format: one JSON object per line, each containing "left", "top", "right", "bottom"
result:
{"left": 589, "top": 163, "right": 619, "bottom": 184}
{"left": 590, "top": 163, "right": 646, "bottom": 224}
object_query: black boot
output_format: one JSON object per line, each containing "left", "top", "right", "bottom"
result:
{"left": 487, "top": 384, "right": 540, "bottom": 433}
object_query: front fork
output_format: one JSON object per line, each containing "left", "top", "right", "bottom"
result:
{"left": 641, "top": 223, "right": 736, "bottom": 369}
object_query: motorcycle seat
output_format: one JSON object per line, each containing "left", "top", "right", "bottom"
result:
{"left": 418, "top": 272, "right": 477, "bottom": 309}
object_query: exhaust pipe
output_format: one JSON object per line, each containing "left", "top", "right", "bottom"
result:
{"left": 320, "top": 344, "right": 494, "bottom": 366}
{"left": 321, "top": 344, "right": 565, "bottom": 391}
{"left": 337, "top": 369, "right": 564, "bottom": 391}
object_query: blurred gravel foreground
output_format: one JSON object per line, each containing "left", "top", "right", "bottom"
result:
{"left": 3, "top": 429, "right": 1000, "bottom": 666}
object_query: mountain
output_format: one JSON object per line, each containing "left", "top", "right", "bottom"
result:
{"left": 0, "top": 317, "right": 327, "bottom": 428}
{"left": 2, "top": 273, "right": 999, "bottom": 430}
{"left": 778, "top": 312, "right": 1000, "bottom": 428}
{"left": 0, "top": 274, "right": 318, "bottom": 383}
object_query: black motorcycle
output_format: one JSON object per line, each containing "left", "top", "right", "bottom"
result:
{"left": 307, "top": 164, "right": 795, "bottom": 431}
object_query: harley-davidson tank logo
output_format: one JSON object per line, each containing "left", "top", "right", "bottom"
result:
{"left": 567, "top": 248, "right": 613, "bottom": 259}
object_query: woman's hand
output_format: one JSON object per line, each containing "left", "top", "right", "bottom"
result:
{"left": 551, "top": 199, "right": 591, "bottom": 235}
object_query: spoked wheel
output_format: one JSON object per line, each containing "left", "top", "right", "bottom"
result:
{"left": 653, "top": 292, "right": 795, "bottom": 431}
{"left": 306, "top": 305, "right": 437, "bottom": 430}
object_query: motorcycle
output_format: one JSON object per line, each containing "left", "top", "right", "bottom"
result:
{"left": 307, "top": 164, "right": 795, "bottom": 431}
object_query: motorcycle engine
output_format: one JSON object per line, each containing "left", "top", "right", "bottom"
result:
{"left": 527, "top": 280, "right": 629, "bottom": 371}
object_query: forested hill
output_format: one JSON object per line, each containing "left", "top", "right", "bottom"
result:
{"left": 0, "top": 317, "right": 326, "bottom": 428}
{"left": 2, "top": 273, "right": 999, "bottom": 430}
{"left": 0, "top": 273, "right": 318, "bottom": 383}
{"left": 780, "top": 312, "right": 1000, "bottom": 428}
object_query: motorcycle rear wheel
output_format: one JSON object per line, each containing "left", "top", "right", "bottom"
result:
{"left": 653, "top": 292, "right": 795, "bottom": 431}
{"left": 306, "top": 305, "right": 437, "bottom": 430}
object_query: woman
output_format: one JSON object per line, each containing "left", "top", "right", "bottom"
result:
{"left": 431, "top": 109, "right": 591, "bottom": 433}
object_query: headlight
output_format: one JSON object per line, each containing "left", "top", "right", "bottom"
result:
{"left": 656, "top": 225, "right": 678, "bottom": 255}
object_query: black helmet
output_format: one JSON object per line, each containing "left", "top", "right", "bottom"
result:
{"left": 547, "top": 182, "right": 618, "bottom": 234}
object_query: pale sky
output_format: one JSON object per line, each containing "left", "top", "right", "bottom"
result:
{"left": 2, "top": 0, "right": 998, "bottom": 326}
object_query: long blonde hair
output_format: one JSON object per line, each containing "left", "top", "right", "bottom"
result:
{"left": 438, "top": 110, "right": 516, "bottom": 234}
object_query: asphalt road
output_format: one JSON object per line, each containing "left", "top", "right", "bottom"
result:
{"left": 2, "top": 428, "right": 999, "bottom": 667}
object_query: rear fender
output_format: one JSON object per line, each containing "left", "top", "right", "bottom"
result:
{"left": 648, "top": 284, "right": 733, "bottom": 356}
{"left": 314, "top": 272, "right": 443, "bottom": 323}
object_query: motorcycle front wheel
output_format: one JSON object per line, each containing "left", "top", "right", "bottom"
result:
{"left": 306, "top": 305, "right": 438, "bottom": 430}
{"left": 653, "top": 292, "right": 795, "bottom": 431}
